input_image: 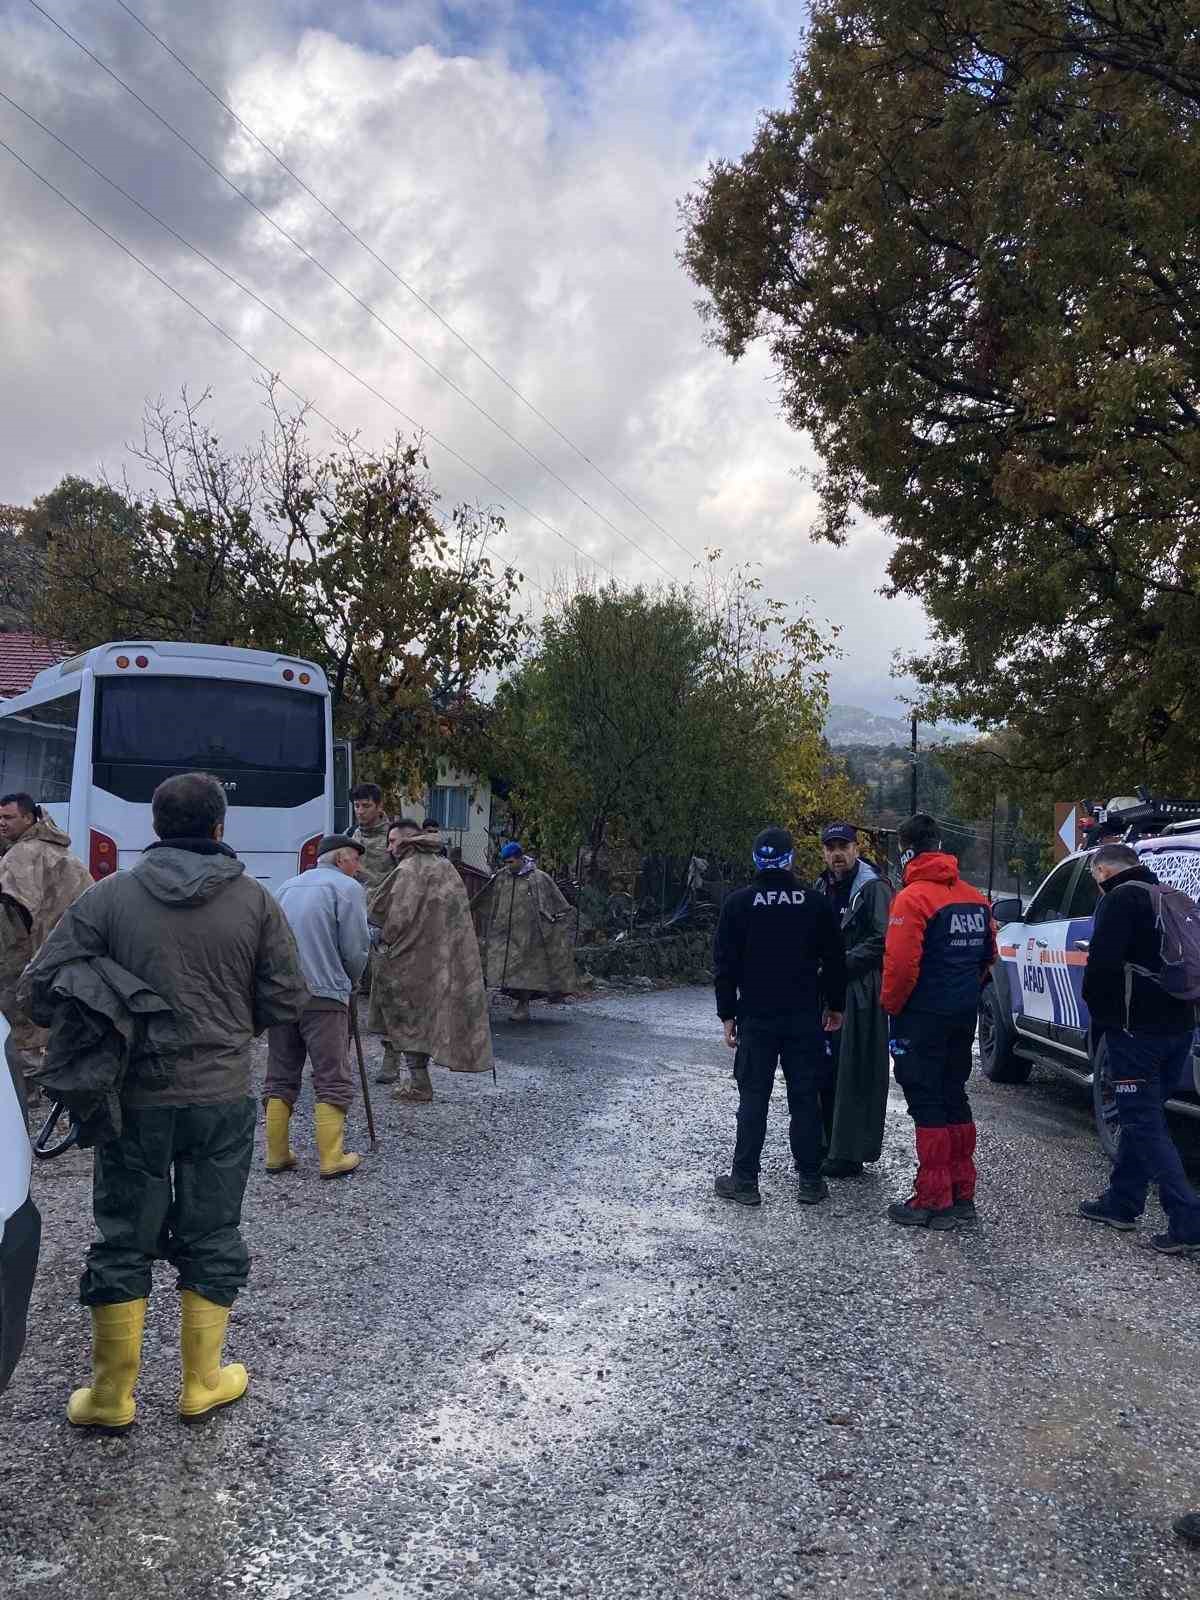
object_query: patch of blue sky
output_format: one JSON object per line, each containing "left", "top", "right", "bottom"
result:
{"left": 271, "top": 0, "right": 798, "bottom": 184}
{"left": 284, "top": 1, "right": 795, "bottom": 122}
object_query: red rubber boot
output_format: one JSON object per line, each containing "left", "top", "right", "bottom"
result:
{"left": 948, "top": 1122, "right": 978, "bottom": 1226}
{"left": 889, "top": 1126, "right": 956, "bottom": 1229}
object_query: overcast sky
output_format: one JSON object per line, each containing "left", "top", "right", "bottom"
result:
{"left": 0, "top": 0, "right": 928, "bottom": 713}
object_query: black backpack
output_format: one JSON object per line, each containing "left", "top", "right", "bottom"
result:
{"left": 1123, "top": 881, "right": 1200, "bottom": 1007}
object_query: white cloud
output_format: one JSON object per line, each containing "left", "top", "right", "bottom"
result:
{"left": 0, "top": 0, "right": 927, "bottom": 713}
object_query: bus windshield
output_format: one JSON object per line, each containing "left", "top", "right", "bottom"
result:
{"left": 95, "top": 676, "right": 325, "bottom": 772}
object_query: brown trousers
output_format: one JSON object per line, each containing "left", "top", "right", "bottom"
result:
{"left": 266, "top": 1004, "right": 354, "bottom": 1111}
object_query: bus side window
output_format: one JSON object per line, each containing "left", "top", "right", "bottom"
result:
{"left": 0, "top": 691, "right": 79, "bottom": 804}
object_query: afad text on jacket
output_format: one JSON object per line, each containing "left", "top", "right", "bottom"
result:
{"left": 881, "top": 852, "right": 996, "bottom": 1018}
{"left": 713, "top": 870, "right": 847, "bottom": 1023}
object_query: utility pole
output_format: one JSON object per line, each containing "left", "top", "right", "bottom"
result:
{"left": 986, "top": 792, "right": 997, "bottom": 901}
{"left": 910, "top": 715, "right": 918, "bottom": 814}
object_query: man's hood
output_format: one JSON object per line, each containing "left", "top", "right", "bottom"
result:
{"left": 846, "top": 858, "right": 879, "bottom": 899}
{"left": 903, "top": 851, "right": 960, "bottom": 887}
{"left": 132, "top": 843, "right": 245, "bottom": 906}
{"left": 11, "top": 819, "right": 74, "bottom": 852}
{"left": 1101, "top": 864, "right": 1157, "bottom": 894}
{"left": 391, "top": 831, "right": 444, "bottom": 865}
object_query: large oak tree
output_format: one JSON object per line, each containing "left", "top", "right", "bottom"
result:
{"left": 682, "top": 1, "right": 1200, "bottom": 800}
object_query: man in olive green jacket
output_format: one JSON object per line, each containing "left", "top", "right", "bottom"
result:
{"left": 24, "top": 772, "right": 308, "bottom": 1434}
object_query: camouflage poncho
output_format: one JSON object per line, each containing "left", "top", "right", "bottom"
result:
{"left": 0, "top": 818, "right": 94, "bottom": 1052}
{"left": 367, "top": 834, "right": 492, "bottom": 1075}
{"left": 477, "top": 862, "right": 578, "bottom": 997}
{"left": 351, "top": 818, "right": 394, "bottom": 890}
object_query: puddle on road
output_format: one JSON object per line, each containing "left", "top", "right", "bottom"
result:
{"left": 428, "top": 1337, "right": 627, "bottom": 1463}
{"left": 11, "top": 1560, "right": 68, "bottom": 1590}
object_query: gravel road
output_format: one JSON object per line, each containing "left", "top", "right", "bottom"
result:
{"left": 4, "top": 986, "right": 1200, "bottom": 1600}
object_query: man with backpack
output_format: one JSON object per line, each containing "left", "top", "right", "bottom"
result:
{"left": 1079, "top": 844, "right": 1200, "bottom": 1254}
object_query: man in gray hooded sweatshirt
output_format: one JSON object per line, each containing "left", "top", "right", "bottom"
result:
{"left": 25, "top": 772, "right": 307, "bottom": 1434}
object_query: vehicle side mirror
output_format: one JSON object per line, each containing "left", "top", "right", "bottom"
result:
{"left": 990, "top": 896, "right": 1023, "bottom": 925}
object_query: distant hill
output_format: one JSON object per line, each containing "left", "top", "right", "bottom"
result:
{"left": 824, "top": 704, "right": 977, "bottom": 748}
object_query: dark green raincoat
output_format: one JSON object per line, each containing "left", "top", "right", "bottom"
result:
{"left": 24, "top": 841, "right": 307, "bottom": 1305}
{"left": 814, "top": 862, "right": 893, "bottom": 1165}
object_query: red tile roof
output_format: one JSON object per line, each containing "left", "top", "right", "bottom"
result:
{"left": 0, "top": 634, "right": 66, "bottom": 698}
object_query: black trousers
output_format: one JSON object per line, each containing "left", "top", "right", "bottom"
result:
{"left": 889, "top": 1009, "right": 975, "bottom": 1129}
{"left": 819, "top": 1027, "right": 840, "bottom": 1148}
{"left": 81, "top": 1098, "right": 255, "bottom": 1308}
{"left": 731, "top": 1021, "right": 833, "bottom": 1183}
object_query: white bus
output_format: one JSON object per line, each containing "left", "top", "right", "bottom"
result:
{"left": 0, "top": 641, "right": 351, "bottom": 894}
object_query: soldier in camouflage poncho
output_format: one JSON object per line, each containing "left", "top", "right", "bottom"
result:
{"left": 476, "top": 843, "right": 578, "bottom": 1022}
{"left": 349, "top": 783, "right": 394, "bottom": 1029}
{"left": 367, "top": 828, "right": 492, "bottom": 1103}
{"left": 0, "top": 794, "right": 93, "bottom": 1097}
{"left": 349, "top": 783, "right": 394, "bottom": 890}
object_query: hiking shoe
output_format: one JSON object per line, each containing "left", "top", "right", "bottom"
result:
{"left": 820, "top": 1159, "right": 863, "bottom": 1179}
{"left": 951, "top": 1199, "right": 979, "bottom": 1228}
{"left": 1173, "top": 1512, "right": 1200, "bottom": 1544}
{"left": 1079, "top": 1198, "right": 1137, "bottom": 1231}
{"left": 888, "top": 1199, "right": 956, "bottom": 1230}
{"left": 797, "top": 1176, "right": 829, "bottom": 1205}
{"left": 1139, "top": 1232, "right": 1200, "bottom": 1256}
{"left": 714, "top": 1175, "right": 761, "bottom": 1207}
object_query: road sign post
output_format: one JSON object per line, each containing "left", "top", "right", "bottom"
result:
{"left": 1053, "top": 802, "right": 1087, "bottom": 862}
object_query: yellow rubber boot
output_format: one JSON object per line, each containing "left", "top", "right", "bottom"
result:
{"left": 314, "top": 1101, "right": 361, "bottom": 1180}
{"left": 264, "top": 1097, "right": 297, "bottom": 1173}
{"left": 178, "top": 1290, "right": 248, "bottom": 1424}
{"left": 67, "top": 1298, "right": 147, "bottom": 1434}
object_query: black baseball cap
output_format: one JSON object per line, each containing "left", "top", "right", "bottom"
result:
{"left": 821, "top": 822, "right": 858, "bottom": 846}
{"left": 317, "top": 834, "right": 365, "bottom": 858}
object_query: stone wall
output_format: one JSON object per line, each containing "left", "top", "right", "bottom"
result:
{"left": 574, "top": 930, "right": 713, "bottom": 989}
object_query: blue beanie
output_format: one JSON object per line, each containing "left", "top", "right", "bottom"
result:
{"left": 499, "top": 842, "right": 523, "bottom": 861}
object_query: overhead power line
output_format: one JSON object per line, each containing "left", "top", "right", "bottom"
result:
{"left": 0, "top": 132, "right": 560, "bottom": 598}
{"left": 25, "top": 0, "right": 682, "bottom": 584}
{"left": 109, "top": 0, "right": 698, "bottom": 565}
{"left": 0, "top": 89, "right": 603, "bottom": 579}
{"left": 929, "top": 815, "right": 1044, "bottom": 847}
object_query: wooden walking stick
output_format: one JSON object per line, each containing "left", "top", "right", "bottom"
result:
{"left": 350, "top": 997, "right": 378, "bottom": 1151}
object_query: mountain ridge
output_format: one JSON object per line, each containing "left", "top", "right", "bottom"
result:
{"left": 824, "top": 703, "right": 977, "bottom": 748}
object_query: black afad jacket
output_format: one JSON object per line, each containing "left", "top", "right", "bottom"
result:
{"left": 713, "top": 871, "right": 847, "bottom": 1023}
{"left": 1082, "top": 864, "right": 1196, "bottom": 1036}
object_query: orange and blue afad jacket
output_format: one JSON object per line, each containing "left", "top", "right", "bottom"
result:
{"left": 881, "top": 852, "right": 997, "bottom": 1018}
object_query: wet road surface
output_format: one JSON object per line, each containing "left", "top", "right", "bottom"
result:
{"left": 4, "top": 986, "right": 1200, "bottom": 1598}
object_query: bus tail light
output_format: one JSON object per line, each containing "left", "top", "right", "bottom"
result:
{"left": 299, "top": 835, "right": 322, "bottom": 873}
{"left": 90, "top": 830, "right": 118, "bottom": 879}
